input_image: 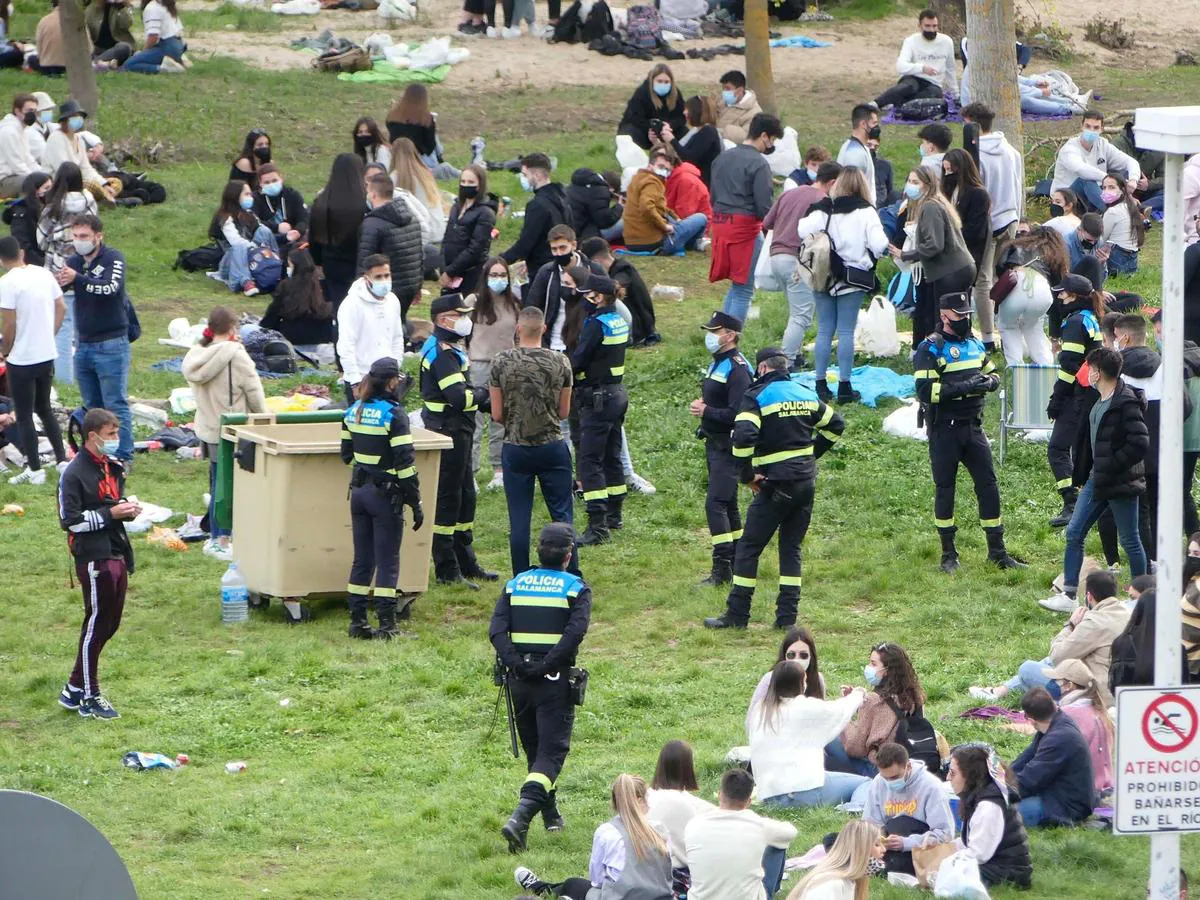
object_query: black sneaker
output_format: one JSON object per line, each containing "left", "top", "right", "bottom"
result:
{"left": 58, "top": 683, "right": 83, "bottom": 711}
{"left": 514, "top": 866, "right": 549, "bottom": 895}
{"left": 79, "top": 695, "right": 120, "bottom": 720}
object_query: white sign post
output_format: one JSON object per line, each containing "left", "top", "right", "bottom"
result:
{"left": 1116, "top": 686, "right": 1200, "bottom": 834}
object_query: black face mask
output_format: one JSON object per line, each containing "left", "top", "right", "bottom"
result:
{"left": 762, "top": 144, "right": 775, "bottom": 156}
{"left": 459, "top": 184, "right": 479, "bottom": 200}
{"left": 944, "top": 316, "right": 971, "bottom": 339}
{"left": 553, "top": 250, "right": 574, "bottom": 268}
{"left": 253, "top": 146, "right": 271, "bottom": 163}
{"left": 1186, "top": 556, "right": 1200, "bottom": 583}
{"left": 354, "top": 133, "right": 373, "bottom": 150}
{"left": 921, "top": 29, "right": 938, "bottom": 40}
{"left": 21, "top": 110, "right": 35, "bottom": 126}
{"left": 1080, "top": 238, "right": 1097, "bottom": 250}
{"left": 867, "top": 125, "right": 882, "bottom": 141}
{"left": 942, "top": 173, "right": 958, "bottom": 193}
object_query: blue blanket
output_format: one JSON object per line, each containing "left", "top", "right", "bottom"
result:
{"left": 150, "top": 355, "right": 298, "bottom": 380}
{"left": 613, "top": 248, "right": 685, "bottom": 258}
{"left": 769, "top": 35, "right": 831, "bottom": 49}
{"left": 791, "top": 365, "right": 915, "bottom": 408}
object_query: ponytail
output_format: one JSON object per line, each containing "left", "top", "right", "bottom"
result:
{"left": 610, "top": 774, "right": 666, "bottom": 862}
{"left": 200, "top": 306, "right": 236, "bottom": 347}
{"left": 354, "top": 372, "right": 392, "bottom": 423}
{"left": 1089, "top": 290, "right": 1107, "bottom": 320}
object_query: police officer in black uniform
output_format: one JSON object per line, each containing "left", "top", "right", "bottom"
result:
{"left": 420, "top": 293, "right": 498, "bottom": 587}
{"left": 570, "top": 273, "right": 631, "bottom": 546}
{"left": 704, "top": 348, "right": 844, "bottom": 630}
{"left": 340, "top": 357, "right": 423, "bottom": 638}
{"left": 692, "top": 311, "right": 753, "bottom": 586}
{"left": 490, "top": 522, "right": 592, "bottom": 853}
{"left": 913, "top": 292, "right": 1027, "bottom": 573}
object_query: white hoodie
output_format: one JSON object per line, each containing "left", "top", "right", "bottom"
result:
{"left": 895, "top": 31, "right": 958, "bottom": 96}
{"left": 0, "top": 112, "right": 42, "bottom": 182}
{"left": 335, "top": 277, "right": 406, "bottom": 387}
{"left": 1051, "top": 133, "right": 1140, "bottom": 193}
{"left": 748, "top": 689, "right": 865, "bottom": 799}
{"left": 1184, "top": 154, "right": 1200, "bottom": 245}
{"left": 977, "top": 132, "right": 1024, "bottom": 231}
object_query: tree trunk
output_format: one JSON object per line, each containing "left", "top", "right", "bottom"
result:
{"left": 965, "top": 0, "right": 1022, "bottom": 150}
{"left": 744, "top": 0, "right": 777, "bottom": 117}
{"left": 59, "top": 0, "right": 99, "bottom": 121}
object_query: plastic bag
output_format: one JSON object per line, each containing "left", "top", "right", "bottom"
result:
{"left": 270, "top": 0, "right": 319, "bottom": 13}
{"left": 767, "top": 126, "right": 801, "bottom": 178}
{"left": 754, "top": 232, "right": 783, "bottom": 291}
{"left": 932, "top": 851, "right": 990, "bottom": 899}
{"left": 378, "top": 0, "right": 417, "bottom": 19}
{"left": 616, "top": 134, "right": 649, "bottom": 171}
{"left": 855, "top": 296, "right": 901, "bottom": 358}
{"left": 169, "top": 387, "right": 196, "bottom": 415}
{"left": 882, "top": 399, "right": 926, "bottom": 442}
{"left": 408, "top": 37, "right": 452, "bottom": 70}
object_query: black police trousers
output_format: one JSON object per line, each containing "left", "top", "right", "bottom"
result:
{"left": 511, "top": 670, "right": 575, "bottom": 803}
{"left": 724, "top": 479, "right": 813, "bottom": 626}
{"left": 577, "top": 384, "right": 628, "bottom": 516}
{"left": 348, "top": 483, "right": 403, "bottom": 610}
{"left": 929, "top": 419, "right": 1001, "bottom": 534}
{"left": 1047, "top": 393, "right": 1083, "bottom": 496}
{"left": 428, "top": 417, "right": 480, "bottom": 579}
{"left": 705, "top": 441, "right": 742, "bottom": 565}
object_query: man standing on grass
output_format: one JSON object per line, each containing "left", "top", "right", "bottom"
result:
{"left": 57, "top": 407, "right": 138, "bottom": 720}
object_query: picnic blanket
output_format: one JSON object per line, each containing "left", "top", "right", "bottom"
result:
{"left": 768, "top": 34, "right": 830, "bottom": 49}
{"left": 149, "top": 355, "right": 335, "bottom": 380}
{"left": 338, "top": 62, "right": 452, "bottom": 84}
{"left": 613, "top": 247, "right": 685, "bottom": 257}
{"left": 882, "top": 92, "right": 1073, "bottom": 126}
{"left": 790, "top": 365, "right": 915, "bottom": 409}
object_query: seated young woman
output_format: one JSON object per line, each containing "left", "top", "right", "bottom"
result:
{"left": 208, "top": 180, "right": 277, "bottom": 297}
{"left": 260, "top": 247, "right": 334, "bottom": 346}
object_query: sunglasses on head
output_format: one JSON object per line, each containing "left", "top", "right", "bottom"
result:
{"left": 873, "top": 642, "right": 893, "bottom": 654}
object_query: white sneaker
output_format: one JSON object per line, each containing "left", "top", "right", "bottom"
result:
{"left": 203, "top": 540, "right": 234, "bottom": 562}
{"left": 56, "top": 459, "right": 70, "bottom": 475}
{"left": 159, "top": 56, "right": 186, "bottom": 73}
{"left": 487, "top": 471, "right": 504, "bottom": 490}
{"left": 9, "top": 467, "right": 46, "bottom": 485}
{"left": 485, "top": 25, "right": 500, "bottom": 37}
{"left": 501, "top": 25, "right": 521, "bottom": 38}
{"left": 629, "top": 473, "right": 656, "bottom": 495}
{"left": 969, "top": 686, "right": 1000, "bottom": 701}
{"left": 1072, "top": 89, "right": 1093, "bottom": 112}
{"left": 1039, "top": 591, "right": 1078, "bottom": 613}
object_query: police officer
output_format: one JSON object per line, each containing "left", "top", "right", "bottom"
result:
{"left": 570, "top": 272, "right": 630, "bottom": 546}
{"left": 704, "top": 348, "right": 844, "bottom": 630}
{"left": 490, "top": 522, "right": 592, "bottom": 853}
{"left": 340, "top": 357, "right": 423, "bottom": 639}
{"left": 420, "top": 293, "right": 497, "bottom": 587}
{"left": 913, "top": 292, "right": 1026, "bottom": 573}
{"left": 691, "top": 311, "right": 753, "bottom": 586}
{"left": 1046, "top": 273, "right": 1103, "bottom": 527}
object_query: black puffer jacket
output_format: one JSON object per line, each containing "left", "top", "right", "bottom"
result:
{"left": 566, "top": 169, "right": 622, "bottom": 241}
{"left": 3, "top": 201, "right": 42, "bottom": 266}
{"left": 442, "top": 193, "right": 498, "bottom": 294}
{"left": 1076, "top": 379, "right": 1149, "bottom": 500}
{"left": 356, "top": 199, "right": 423, "bottom": 304}
{"left": 501, "top": 182, "right": 573, "bottom": 276}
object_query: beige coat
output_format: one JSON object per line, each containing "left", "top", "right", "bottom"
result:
{"left": 716, "top": 89, "right": 763, "bottom": 145}
{"left": 1049, "top": 595, "right": 1131, "bottom": 704}
{"left": 182, "top": 339, "right": 268, "bottom": 444}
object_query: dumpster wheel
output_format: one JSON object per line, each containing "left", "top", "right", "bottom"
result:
{"left": 247, "top": 592, "right": 270, "bottom": 611}
{"left": 398, "top": 594, "right": 418, "bottom": 621}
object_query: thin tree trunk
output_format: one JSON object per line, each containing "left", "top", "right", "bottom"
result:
{"left": 965, "top": 0, "right": 1021, "bottom": 150}
{"left": 59, "top": 0, "right": 99, "bottom": 121}
{"left": 744, "top": 0, "right": 776, "bottom": 117}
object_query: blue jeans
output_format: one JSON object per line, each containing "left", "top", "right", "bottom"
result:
{"left": 661, "top": 213, "right": 708, "bottom": 255}
{"left": 764, "top": 772, "right": 872, "bottom": 808}
{"left": 123, "top": 36, "right": 185, "bottom": 73}
{"left": 1063, "top": 477, "right": 1147, "bottom": 593}
{"left": 600, "top": 220, "right": 624, "bottom": 243}
{"left": 774, "top": 255, "right": 815, "bottom": 360}
{"left": 722, "top": 234, "right": 763, "bottom": 323}
{"left": 1020, "top": 92, "right": 1074, "bottom": 116}
{"left": 824, "top": 736, "right": 879, "bottom": 777}
{"left": 1106, "top": 245, "right": 1139, "bottom": 275}
{"left": 1070, "top": 176, "right": 1105, "bottom": 213}
{"left": 1016, "top": 795, "right": 1045, "bottom": 828}
{"left": 54, "top": 292, "right": 75, "bottom": 386}
{"left": 501, "top": 440, "right": 577, "bottom": 576}
{"left": 1004, "top": 656, "right": 1062, "bottom": 699}
{"left": 218, "top": 226, "right": 278, "bottom": 292}
{"left": 74, "top": 336, "right": 132, "bottom": 460}
{"left": 814, "top": 289, "right": 865, "bottom": 382}
{"left": 762, "top": 845, "right": 787, "bottom": 899}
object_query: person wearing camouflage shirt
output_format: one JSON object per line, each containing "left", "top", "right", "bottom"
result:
{"left": 490, "top": 306, "right": 577, "bottom": 576}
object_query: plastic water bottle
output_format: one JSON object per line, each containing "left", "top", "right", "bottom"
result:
{"left": 221, "top": 562, "right": 249, "bottom": 624}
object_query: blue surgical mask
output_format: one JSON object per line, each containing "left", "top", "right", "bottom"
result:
{"left": 885, "top": 776, "right": 907, "bottom": 793}
{"left": 38, "top": 110, "right": 52, "bottom": 124}
{"left": 722, "top": 89, "right": 737, "bottom": 107}
{"left": 903, "top": 184, "right": 921, "bottom": 201}
{"left": 239, "top": 195, "right": 254, "bottom": 211}
{"left": 519, "top": 173, "right": 532, "bottom": 193}
{"left": 1080, "top": 130, "right": 1098, "bottom": 147}
{"left": 487, "top": 277, "right": 509, "bottom": 294}
{"left": 864, "top": 664, "right": 881, "bottom": 686}
{"left": 262, "top": 181, "right": 283, "bottom": 198}
{"left": 101, "top": 439, "right": 119, "bottom": 456}
{"left": 67, "top": 115, "right": 84, "bottom": 132}
{"left": 918, "top": 143, "right": 928, "bottom": 158}
{"left": 806, "top": 166, "right": 819, "bottom": 180}
{"left": 704, "top": 332, "right": 722, "bottom": 353}
{"left": 653, "top": 81, "right": 672, "bottom": 97}
{"left": 368, "top": 279, "right": 391, "bottom": 298}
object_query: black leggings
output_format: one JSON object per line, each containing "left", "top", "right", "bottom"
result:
{"left": 8, "top": 359, "right": 66, "bottom": 471}
{"left": 544, "top": 878, "right": 591, "bottom": 900}
{"left": 483, "top": 0, "right": 515, "bottom": 26}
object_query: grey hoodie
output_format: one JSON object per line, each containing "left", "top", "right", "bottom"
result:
{"left": 862, "top": 760, "right": 954, "bottom": 851}
{"left": 977, "top": 132, "right": 1024, "bottom": 232}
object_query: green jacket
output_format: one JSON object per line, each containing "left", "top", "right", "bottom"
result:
{"left": 84, "top": 0, "right": 135, "bottom": 50}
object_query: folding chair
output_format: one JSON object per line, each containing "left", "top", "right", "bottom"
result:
{"left": 998, "top": 364, "right": 1058, "bottom": 464}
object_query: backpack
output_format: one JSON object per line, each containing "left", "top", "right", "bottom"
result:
{"left": 887, "top": 700, "right": 943, "bottom": 776}
{"left": 173, "top": 243, "right": 224, "bottom": 273}
{"left": 795, "top": 211, "right": 834, "bottom": 292}
{"left": 66, "top": 405, "right": 88, "bottom": 452}
{"left": 248, "top": 245, "right": 284, "bottom": 293}
{"left": 625, "top": 4, "right": 663, "bottom": 49}
{"left": 886, "top": 270, "right": 916, "bottom": 313}
{"left": 895, "top": 97, "right": 949, "bottom": 121}
{"left": 581, "top": 0, "right": 614, "bottom": 42}
{"left": 243, "top": 327, "right": 298, "bottom": 375}
{"left": 313, "top": 45, "right": 372, "bottom": 73}
{"left": 125, "top": 296, "right": 141, "bottom": 342}
{"left": 551, "top": 0, "right": 584, "bottom": 42}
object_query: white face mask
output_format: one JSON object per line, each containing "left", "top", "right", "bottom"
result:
{"left": 453, "top": 317, "right": 473, "bottom": 337}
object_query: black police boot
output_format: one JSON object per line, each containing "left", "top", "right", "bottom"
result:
{"left": 502, "top": 787, "right": 545, "bottom": 853}
{"left": 374, "top": 599, "right": 399, "bottom": 640}
{"left": 703, "top": 613, "right": 748, "bottom": 629}
{"left": 699, "top": 557, "right": 733, "bottom": 587}
{"left": 605, "top": 496, "right": 624, "bottom": 531}
{"left": 837, "top": 381, "right": 861, "bottom": 404}
{"left": 773, "top": 592, "right": 799, "bottom": 629}
{"left": 577, "top": 510, "right": 611, "bottom": 546}
{"left": 347, "top": 599, "right": 374, "bottom": 639}
{"left": 1050, "top": 488, "right": 1077, "bottom": 528}
{"left": 456, "top": 535, "right": 500, "bottom": 582}
{"left": 816, "top": 380, "right": 833, "bottom": 403}
{"left": 986, "top": 528, "right": 1029, "bottom": 569}
{"left": 435, "top": 559, "right": 480, "bottom": 591}
{"left": 938, "top": 529, "right": 960, "bottom": 574}
{"left": 541, "top": 790, "right": 565, "bottom": 831}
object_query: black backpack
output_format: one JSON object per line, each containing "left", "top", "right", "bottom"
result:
{"left": 173, "top": 243, "right": 224, "bottom": 273}
{"left": 887, "top": 700, "right": 942, "bottom": 776}
{"left": 581, "top": 0, "right": 614, "bottom": 41}
{"left": 243, "top": 327, "right": 298, "bottom": 375}
{"left": 551, "top": 0, "right": 584, "bottom": 42}
{"left": 895, "top": 97, "right": 949, "bottom": 121}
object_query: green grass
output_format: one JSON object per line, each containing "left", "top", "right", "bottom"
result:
{"left": 0, "top": 55, "right": 1199, "bottom": 900}
{"left": 185, "top": 3, "right": 284, "bottom": 35}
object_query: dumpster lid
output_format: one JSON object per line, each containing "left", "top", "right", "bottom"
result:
{"left": 222, "top": 421, "right": 453, "bottom": 455}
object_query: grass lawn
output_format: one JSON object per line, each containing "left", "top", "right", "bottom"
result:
{"left": 0, "top": 45, "right": 1198, "bottom": 900}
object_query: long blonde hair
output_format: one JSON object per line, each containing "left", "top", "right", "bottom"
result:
{"left": 830, "top": 167, "right": 873, "bottom": 205}
{"left": 389, "top": 137, "right": 440, "bottom": 208}
{"left": 611, "top": 774, "right": 668, "bottom": 861}
{"left": 908, "top": 166, "right": 961, "bottom": 230}
{"left": 789, "top": 819, "right": 879, "bottom": 900}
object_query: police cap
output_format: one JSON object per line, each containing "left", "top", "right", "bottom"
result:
{"left": 701, "top": 311, "right": 744, "bottom": 333}
{"left": 755, "top": 346, "right": 788, "bottom": 365}
{"left": 1053, "top": 273, "right": 1095, "bottom": 297}
{"left": 367, "top": 357, "right": 401, "bottom": 380}
{"left": 939, "top": 291, "right": 972, "bottom": 314}
{"left": 578, "top": 272, "right": 618, "bottom": 296}
{"left": 430, "top": 292, "right": 475, "bottom": 318}
{"left": 537, "top": 522, "right": 575, "bottom": 560}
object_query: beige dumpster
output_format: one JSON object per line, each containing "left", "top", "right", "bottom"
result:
{"left": 221, "top": 419, "right": 453, "bottom": 598}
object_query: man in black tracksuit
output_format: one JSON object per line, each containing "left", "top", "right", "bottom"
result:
{"left": 501, "top": 153, "right": 573, "bottom": 278}
{"left": 420, "top": 293, "right": 497, "bottom": 587}
{"left": 693, "top": 311, "right": 752, "bottom": 586}
{"left": 705, "top": 347, "right": 843, "bottom": 630}
{"left": 914, "top": 292, "right": 1025, "bottom": 572}
{"left": 491, "top": 523, "right": 592, "bottom": 853}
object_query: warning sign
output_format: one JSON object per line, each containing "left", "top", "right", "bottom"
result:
{"left": 1116, "top": 686, "right": 1200, "bottom": 835}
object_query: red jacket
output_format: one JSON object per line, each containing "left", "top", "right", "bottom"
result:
{"left": 666, "top": 162, "right": 712, "bottom": 230}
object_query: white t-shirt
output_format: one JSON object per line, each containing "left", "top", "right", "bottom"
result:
{"left": 684, "top": 808, "right": 797, "bottom": 900}
{"left": 646, "top": 789, "right": 715, "bottom": 867}
{"left": 549, "top": 301, "right": 568, "bottom": 352}
{"left": 0, "top": 263, "right": 63, "bottom": 365}
{"left": 142, "top": 0, "right": 182, "bottom": 39}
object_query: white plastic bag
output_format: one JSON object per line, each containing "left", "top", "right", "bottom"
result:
{"left": 408, "top": 37, "right": 452, "bottom": 70}
{"left": 855, "top": 296, "right": 900, "bottom": 357}
{"left": 754, "top": 232, "right": 783, "bottom": 291}
{"left": 882, "top": 399, "right": 926, "bottom": 442}
{"left": 378, "top": 0, "right": 417, "bottom": 19}
{"left": 767, "top": 126, "right": 801, "bottom": 178}
{"left": 932, "top": 851, "right": 990, "bottom": 899}
{"left": 270, "top": 0, "right": 319, "bottom": 14}
{"left": 616, "top": 134, "right": 649, "bottom": 171}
